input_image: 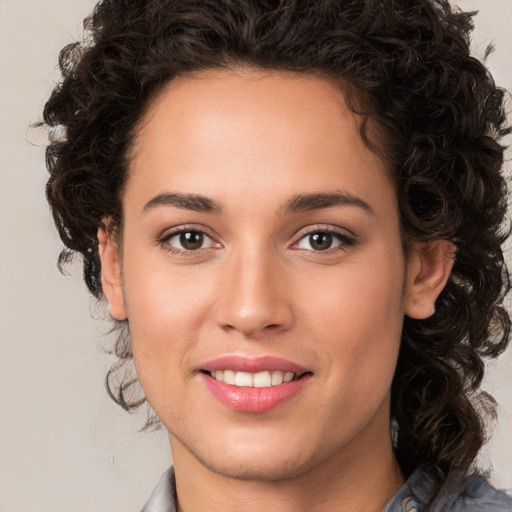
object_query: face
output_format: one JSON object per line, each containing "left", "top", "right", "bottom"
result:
{"left": 100, "top": 68, "right": 448, "bottom": 482}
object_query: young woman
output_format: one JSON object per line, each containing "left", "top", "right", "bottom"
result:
{"left": 43, "top": 0, "right": 511, "bottom": 510}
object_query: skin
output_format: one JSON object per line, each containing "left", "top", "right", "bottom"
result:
{"left": 99, "top": 68, "right": 453, "bottom": 512}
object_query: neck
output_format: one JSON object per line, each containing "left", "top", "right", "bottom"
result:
{"left": 169, "top": 415, "right": 404, "bottom": 512}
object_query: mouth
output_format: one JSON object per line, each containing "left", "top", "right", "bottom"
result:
{"left": 202, "top": 369, "right": 307, "bottom": 387}
{"left": 198, "top": 356, "right": 313, "bottom": 413}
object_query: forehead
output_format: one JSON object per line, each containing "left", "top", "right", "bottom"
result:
{"left": 126, "top": 67, "right": 394, "bottom": 216}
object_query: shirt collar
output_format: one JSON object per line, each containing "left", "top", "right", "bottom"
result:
{"left": 140, "top": 466, "right": 177, "bottom": 512}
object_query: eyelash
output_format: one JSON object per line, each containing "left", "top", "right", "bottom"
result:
{"left": 159, "top": 226, "right": 217, "bottom": 256}
{"left": 292, "top": 227, "right": 356, "bottom": 254}
{"left": 158, "top": 225, "right": 356, "bottom": 256}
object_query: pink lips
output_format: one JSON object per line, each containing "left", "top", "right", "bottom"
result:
{"left": 199, "top": 355, "right": 312, "bottom": 413}
{"left": 202, "top": 355, "right": 308, "bottom": 374}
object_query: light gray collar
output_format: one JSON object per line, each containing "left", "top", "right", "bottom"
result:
{"left": 140, "top": 466, "right": 177, "bottom": 512}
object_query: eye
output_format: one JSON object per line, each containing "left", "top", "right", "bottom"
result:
{"left": 295, "top": 230, "right": 354, "bottom": 252}
{"left": 163, "top": 229, "right": 218, "bottom": 252}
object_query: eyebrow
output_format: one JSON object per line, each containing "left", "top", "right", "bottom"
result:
{"left": 280, "top": 190, "right": 375, "bottom": 216}
{"left": 143, "top": 192, "right": 222, "bottom": 214}
{"left": 142, "top": 189, "right": 374, "bottom": 217}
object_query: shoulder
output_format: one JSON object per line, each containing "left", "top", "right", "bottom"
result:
{"left": 385, "top": 468, "right": 512, "bottom": 512}
{"left": 437, "top": 475, "right": 512, "bottom": 512}
{"left": 430, "top": 473, "right": 512, "bottom": 512}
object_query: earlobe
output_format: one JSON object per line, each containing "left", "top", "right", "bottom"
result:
{"left": 97, "top": 223, "right": 127, "bottom": 321}
{"left": 404, "top": 240, "right": 455, "bottom": 320}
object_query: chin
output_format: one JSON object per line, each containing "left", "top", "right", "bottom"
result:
{"left": 175, "top": 432, "right": 316, "bottom": 482}
{"left": 198, "top": 455, "right": 312, "bottom": 482}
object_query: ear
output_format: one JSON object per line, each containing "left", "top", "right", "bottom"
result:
{"left": 97, "top": 222, "right": 127, "bottom": 321}
{"left": 404, "top": 240, "right": 455, "bottom": 319}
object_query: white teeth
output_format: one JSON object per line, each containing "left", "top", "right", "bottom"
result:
{"left": 223, "top": 369, "right": 236, "bottom": 385}
{"left": 271, "top": 371, "right": 284, "bottom": 385}
{"left": 209, "top": 369, "right": 297, "bottom": 387}
{"left": 235, "top": 371, "right": 253, "bottom": 387}
{"left": 253, "top": 371, "right": 272, "bottom": 388}
{"left": 283, "top": 372, "right": 294, "bottom": 383}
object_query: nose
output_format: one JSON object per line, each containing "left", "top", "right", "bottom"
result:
{"left": 214, "top": 249, "right": 294, "bottom": 338}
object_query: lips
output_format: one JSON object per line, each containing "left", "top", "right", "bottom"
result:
{"left": 199, "top": 355, "right": 312, "bottom": 413}
{"left": 201, "top": 355, "right": 308, "bottom": 373}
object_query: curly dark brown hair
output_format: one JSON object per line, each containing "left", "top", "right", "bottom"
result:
{"left": 43, "top": 0, "right": 510, "bottom": 486}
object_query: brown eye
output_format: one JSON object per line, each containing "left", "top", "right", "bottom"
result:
{"left": 165, "top": 230, "right": 217, "bottom": 252}
{"left": 295, "top": 229, "right": 354, "bottom": 253}
{"left": 308, "top": 232, "right": 333, "bottom": 251}
{"left": 179, "top": 231, "right": 204, "bottom": 250}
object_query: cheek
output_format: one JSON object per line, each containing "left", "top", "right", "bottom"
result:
{"left": 123, "top": 238, "right": 216, "bottom": 322}
{"left": 301, "top": 247, "right": 406, "bottom": 392}
{"left": 121, "top": 257, "right": 218, "bottom": 389}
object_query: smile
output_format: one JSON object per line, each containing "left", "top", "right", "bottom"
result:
{"left": 199, "top": 356, "right": 312, "bottom": 413}
{"left": 206, "top": 370, "right": 297, "bottom": 387}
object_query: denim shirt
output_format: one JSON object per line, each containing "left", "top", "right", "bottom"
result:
{"left": 140, "top": 466, "right": 512, "bottom": 512}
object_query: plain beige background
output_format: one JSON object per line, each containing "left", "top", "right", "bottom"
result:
{"left": 0, "top": 1, "right": 511, "bottom": 511}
